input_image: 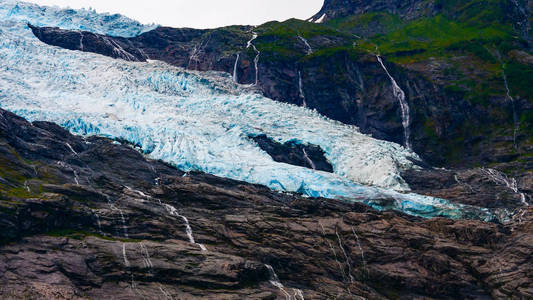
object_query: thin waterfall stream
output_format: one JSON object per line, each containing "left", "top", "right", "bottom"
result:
{"left": 298, "top": 71, "right": 307, "bottom": 107}
{"left": 233, "top": 53, "right": 240, "bottom": 83}
{"left": 502, "top": 64, "right": 519, "bottom": 149}
{"left": 297, "top": 35, "right": 313, "bottom": 55}
{"left": 376, "top": 55, "right": 412, "bottom": 150}
{"left": 247, "top": 32, "right": 260, "bottom": 85}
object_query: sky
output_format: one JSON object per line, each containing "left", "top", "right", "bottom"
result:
{"left": 28, "top": 0, "right": 324, "bottom": 29}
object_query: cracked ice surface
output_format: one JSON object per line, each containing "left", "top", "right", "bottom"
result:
{"left": 0, "top": 0, "right": 158, "bottom": 37}
{"left": 0, "top": 1, "right": 493, "bottom": 220}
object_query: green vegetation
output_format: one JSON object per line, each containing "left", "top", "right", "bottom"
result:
{"left": 505, "top": 62, "right": 533, "bottom": 99}
{"left": 253, "top": 19, "right": 357, "bottom": 59}
{"left": 327, "top": 12, "right": 403, "bottom": 35}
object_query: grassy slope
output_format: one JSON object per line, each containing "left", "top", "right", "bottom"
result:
{"left": 321, "top": 0, "right": 533, "bottom": 164}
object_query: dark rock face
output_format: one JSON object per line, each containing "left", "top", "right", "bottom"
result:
{"left": 25, "top": 24, "right": 427, "bottom": 153}
{"left": 308, "top": 0, "right": 437, "bottom": 23}
{"left": 251, "top": 135, "right": 334, "bottom": 172}
{"left": 1, "top": 108, "right": 533, "bottom": 298}
{"left": 28, "top": 22, "right": 533, "bottom": 173}
{"left": 29, "top": 24, "right": 147, "bottom": 62}
{"left": 403, "top": 168, "right": 531, "bottom": 209}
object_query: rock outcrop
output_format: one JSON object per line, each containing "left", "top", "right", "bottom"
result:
{"left": 28, "top": 15, "right": 533, "bottom": 175}
{"left": 1, "top": 106, "right": 533, "bottom": 299}
{"left": 308, "top": 0, "right": 437, "bottom": 23}
{"left": 251, "top": 134, "right": 334, "bottom": 172}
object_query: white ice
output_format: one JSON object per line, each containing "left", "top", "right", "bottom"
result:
{"left": 0, "top": 0, "right": 494, "bottom": 220}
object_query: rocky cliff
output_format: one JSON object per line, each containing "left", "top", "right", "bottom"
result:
{"left": 1, "top": 108, "right": 532, "bottom": 299}
{"left": 2, "top": 0, "right": 533, "bottom": 298}
{"left": 29, "top": 0, "right": 533, "bottom": 174}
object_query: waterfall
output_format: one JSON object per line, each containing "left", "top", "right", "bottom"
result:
{"left": 101, "top": 36, "right": 136, "bottom": 61}
{"left": 482, "top": 168, "right": 528, "bottom": 206}
{"left": 247, "top": 32, "right": 260, "bottom": 85}
{"left": 23, "top": 180, "right": 30, "bottom": 193}
{"left": 122, "top": 243, "right": 130, "bottom": 267}
{"left": 233, "top": 53, "right": 240, "bottom": 83}
{"left": 253, "top": 52, "right": 260, "bottom": 86}
{"left": 187, "top": 36, "right": 211, "bottom": 69}
{"left": 297, "top": 35, "right": 313, "bottom": 55}
{"left": 502, "top": 65, "right": 519, "bottom": 149}
{"left": 65, "top": 142, "right": 78, "bottom": 155}
{"left": 376, "top": 55, "right": 412, "bottom": 150}
{"left": 298, "top": 71, "right": 307, "bottom": 107}
{"left": 265, "top": 264, "right": 293, "bottom": 300}
{"left": 92, "top": 209, "right": 103, "bottom": 235}
{"left": 73, "top": 170, "right": 80, "bottom": 185}
{"left": 302, "top": 148, "right": 316, "bottom": 170}
{"left": 319, "top": 222, "right": 347, "bottom": 281}
{"left": 164, "top": 204, "right": 207, "bottom": 251}
{"left": 117, "top": 207, "right": 129, "bottom": 238}
{"left": 56, "top": 161, "right": 80, "bottom": 185}
{"left": 125, "top": 186, "right": 151, "bottom": 199}
{"left": 124, "top": 186, "right": 208, "bottom": 252}
{"left": 107, "top": 197, "right": 129, "bottom": 238}
{"left": 336, "top": 228, "right": 355, "bottom": 283}
{"left": 139, "top": 243, "right": 154, "bottom": 269}
{"left": 293, "top": 289, "right": 305, "bottom": 300}
{"left": 351, "top": 226, "right": 367, "bottom": 276}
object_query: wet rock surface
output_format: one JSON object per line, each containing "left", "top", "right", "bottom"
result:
{"left": 1, "top": 108, "right": 533, "bottom": 299}
{"left": 403, "top": 167, "right": 531, "bottom": 209}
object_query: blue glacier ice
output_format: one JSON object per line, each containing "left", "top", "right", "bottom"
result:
{"left": 0, "top": 0, "right": 158, "bottom": 37}
{"left": 0, "top": 0, "right": 495, "bottom": 220}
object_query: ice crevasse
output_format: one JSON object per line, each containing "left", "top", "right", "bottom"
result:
{"left": 0, "top": 0, "right": 494, "bottom": 220}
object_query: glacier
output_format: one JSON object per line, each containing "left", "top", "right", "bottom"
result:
{"left": 0, "top": 0, "right": 494, "bottom": 220}
{"left": 0, "top": 0, "right": 158, "bottom": 37}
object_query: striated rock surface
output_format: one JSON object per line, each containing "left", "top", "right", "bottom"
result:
{"left": 1, "top": 108, "right": 533, "bottom": 299}
{"left": 3, "top": 0, "right": 533, "bottom": 297}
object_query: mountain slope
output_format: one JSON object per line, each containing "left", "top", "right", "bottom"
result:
{"left": 0, "top": 0, "right": 533, "bottom": 298}
{"left": 1, "top": 108, "right": 532, "bottom": 299}
{"left": 26, "top": 1, "right": 533, "bottom": 175}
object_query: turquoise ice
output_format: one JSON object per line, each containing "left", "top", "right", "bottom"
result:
{"left": 0, "top": 0, "right": 495, "bottom": 220}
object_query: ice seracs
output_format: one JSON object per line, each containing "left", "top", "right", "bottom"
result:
{"left": 0, "top": 0, "right": 497, "bottom": 220}
{"left": 0, "top": 0, "right": 157, "bottom": 37}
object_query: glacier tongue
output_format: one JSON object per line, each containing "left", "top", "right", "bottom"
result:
{"left": 0, "top": 1, "right": 494, "bottom": 220}
{"left": 0, "top": 0, "right": 158, "bottom": 37}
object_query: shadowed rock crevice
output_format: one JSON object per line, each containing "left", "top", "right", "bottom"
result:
{"left": 251, "top": 134, "right": 333, "bottom": 172}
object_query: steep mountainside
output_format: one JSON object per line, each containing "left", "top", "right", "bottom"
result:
{"left": 1, "top": 0, "right": 533, "bottom": 298}
{"left": 1, "top": 108, "right": 533, "bottom": 299}
{"left": 29, "top": 0, "right": 533, "bottom": 174}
